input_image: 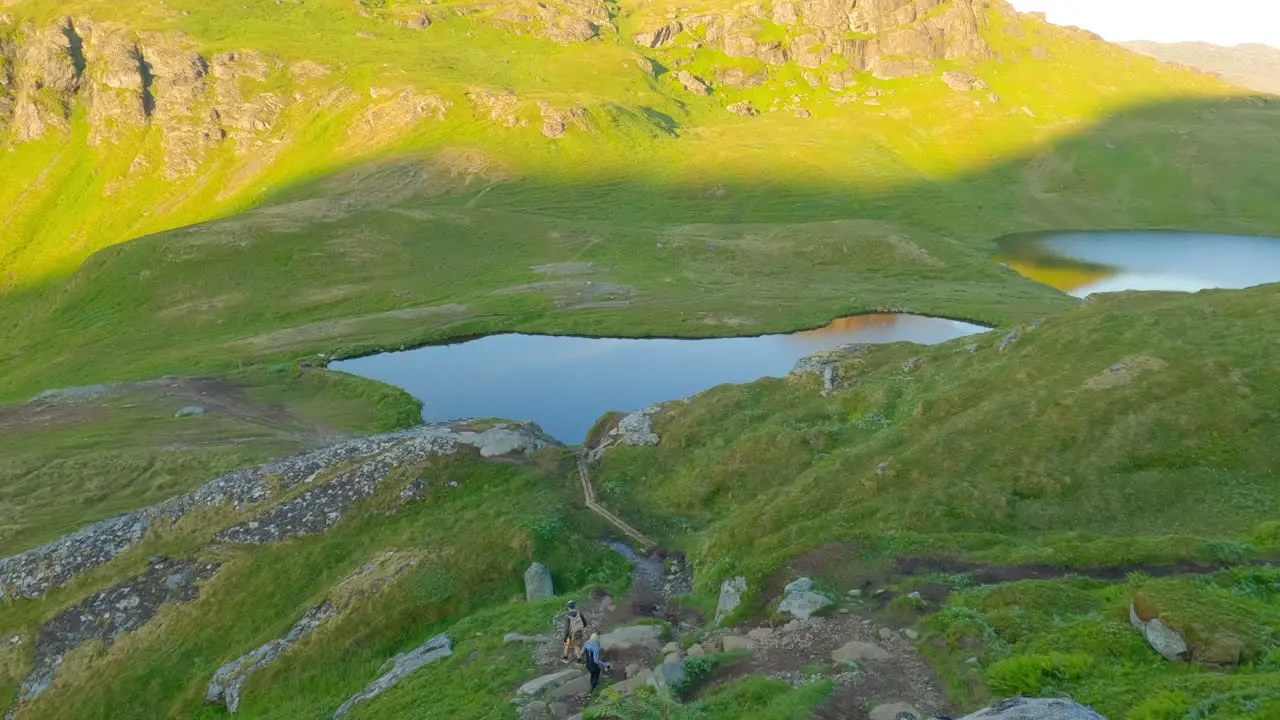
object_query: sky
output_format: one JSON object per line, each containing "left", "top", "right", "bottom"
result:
{"left": 1009, "top": 0, "right": 1280, "bottom": 48}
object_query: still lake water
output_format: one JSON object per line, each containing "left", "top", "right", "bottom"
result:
{"left": 998, "top": 231, "right": 1280, "bottom": 297}
{"left": 331, "top": 314, "right": 985, "bottom": 442}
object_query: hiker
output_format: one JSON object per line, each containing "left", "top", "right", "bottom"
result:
{"left": 582, "top": 633, "right": 611, "bottom": 690}
{"left": 561, "top": 600, "right": 587, "bottom": 662}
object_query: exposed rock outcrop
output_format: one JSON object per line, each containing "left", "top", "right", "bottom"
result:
{"left": 673, "top": 70, "right": 710, "bottom": 95}
{"left": 942, "top": 69, "right": 989, "bottom": 91}
{"left": 0, "top": 422, "right": 556, "bottom": 599}
{"left": 18, "top": 558, "right": 219, "bottom": 705}
{"left": 642, "top": 0, "right": 993, "bottom": 80}
{"left": 792, "top": 343, "right": 873, "bottom": 394}
{"left": 11, "top": 17, "right": 83, "bottom": 142}
{"left": 206, "top": 550, "right": 420, "bottom": 713}
{"left": 333, "top": 634, "right": 453, "bottom": 718}
{"left": 538, "top": 101, "right": 589, "bottom": 138}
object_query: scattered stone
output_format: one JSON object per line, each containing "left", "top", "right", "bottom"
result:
{"left": 903, "top": 628, "right": 920, "bottom": 640}
{"left": 870, "top": 702, "right": 923, "bottom": 720}
{"left": 958, "top": 697, "right": 1108, "bottom": 719}
{"left": 333, "top": 635, "right": 452, "bottom": 717}
{"left": 686, "top": 643, "right": 705, "bottom": 658}
{"left": 832, "top": 640, "right": 891, "bottom": 664}
{"left": 726, "top": 100, "right": 757, "bottom": 116}
{"left": 987, "top": 91, "right": 1001, "bottom": 103}
{"left": 721, "top": 635, "right": 754, "bottom": 653}
{"left": 902, "top": 357, "right": 925, "bottom": 373}
{"left": 941, "top": 70, "right": 988, "bottom": 91}
{"left": 548, "top": 674, "right": 592, "bottom": 699}
{"left": 715, "top": 576, "right": 747, "bottom": 624}
{"left": 793, "top": 107, "right": 811, "bottom": 118}
{"left": 878, "top": 627, "right": 895, "bottom": 641}
{"left": 175, "top": 405, "right": 206, "bottom": 417}
{"left": 396, "top": 13, "right": 431, "bottom": 30}
{"left": 847, "top": 589, "right": 862, "bottom": 597}
{"left": 907, "top": 591, "right": 924, "bottom": 602}
{"left": 524, "top": 562, "right": 555, "bottom": 601}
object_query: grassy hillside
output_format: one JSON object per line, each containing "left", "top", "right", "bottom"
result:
{"left": 3, "top": 0, "right": 1280, "bottom": 402}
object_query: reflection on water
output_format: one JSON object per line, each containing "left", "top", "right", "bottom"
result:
{"left": 998, "top": 231, "right": 1280, "bottom": 297}
{"left": 331, "top": 314, "right": 985, "bottom": 442}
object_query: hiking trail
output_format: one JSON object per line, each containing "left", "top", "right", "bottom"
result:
{"left": 575, "top": 454, "right": 654, "bottom": 549}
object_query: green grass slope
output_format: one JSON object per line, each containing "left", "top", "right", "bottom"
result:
{"left": 2, "top": 1, "right": 1280, "bottom": 402}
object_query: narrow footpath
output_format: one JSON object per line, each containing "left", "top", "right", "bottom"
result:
{"left": 575, "top": 454, "right": 654, "bottom": 549}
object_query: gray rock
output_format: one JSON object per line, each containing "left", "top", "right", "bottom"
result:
{"left": 175, "top": 405, "right": 206, "bottom": 417}
{"left": 792, "top": 343, "right": 872, "bottom": 394}
{"left": 832, "top": 640, "right": 890, "bottom": 664}
{"left": 779, "top": 585, "right": 832, "bottom": 620}
{"left": 903, "top": 628, "right": 920, "bottom": 640}
{"left": 721, "top": 635, "right": 754, "bottom": 652}
{"left": 208, "top": 601, "right": 336, "bottom": 712}
{"left": 715, "top": 575, "right": 747, "bottom": 624}
{"left": 999, "top": 328, "right": 1021, "bottom": 351}
{"left": 599, "top": 625, "right": 663, "bottom": 653}
{"left": 686, "top": 643, "right": 706, "bottom": 657}
{"left": 609, "top": 668, "right": 653, "bottom": 695}
{"left": 524, "top": 562, "right": 554, "bottom": 601}
{"left": 650, "top": 661, "right": 686, "bottom": 689}
{"left": 1143, "top": 618, "right": 1190, "bottom": 662}
{"left": 959, "top": 696, "right": 1108, "bottom": 719}
{"left": 18, "top": 559, "right": 219, "bottom": 704}
{"left": 661, "top": 641, "right": 680, "bottom": 654}
{"left": 941, "top": 70, "right": 988, "bottom": 91}
{"left": 784, "top": 577, "right": 814, "bottom": 594}
{"left": 0, "top": 421, "right": 557, "bottom": 599}
{"left": 869, "top": 702, "right": 922, "bottom": 720}
{"left": 333, "top": 634, "right": 452, "bottom": 717}
{"left": 519, "top": 669, "right": 583, "bottom": 696}
{"left": 505, "top": 633, "right": 547, "bottom": 644}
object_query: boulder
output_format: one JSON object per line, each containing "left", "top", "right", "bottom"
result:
{"left": 1143, "top": 618, "right": 1190, "bottom": 662}
{"left": 599, "top": 625, "right": 663, "bottom": 653}
{"left": 715, "top": 576, "right": 747, "bottom": 624}
{"left": 661, "top": 641, "right": 680, "bottom": 654}
{"left": 686, "top": 643, "right": 706, "bottom": 658}
{"left": 674, "top": 70, "right": 710, "bottom": 95}
{"left": 548, "top": 674, "right": 592, "bottom": 699}
{"left": 726, "top": 100, "right": 757, "bottom": 116}
{"left": 721, "top": 635, "right": 754, "bottom": 652}
{"left": 333, "top": 634, "right": 452, "bottom": 717}
{"left": 650, "top": 661, "right": 686, "bottom": 689}
{"left": 609, "top": 668, "right": 653, "bottom": 695}
{"left": 941, "top": 69, "right": 988, "bottom": 91}
{"left": 958, "top": 697, "right": 1108, "bottom": 719}
{"left": 518, "top": 669, "right": 584, "bottom": 697}
{"left": 831, "top": 640, "right": 890, "bottom": 664}
{"left": 175, "top": 405, "right": 206, "bottom": 417}
{"left": 634, "top": 22, "right": 682, "bottom": 48}
{"left": 717, "top": 67, "right": 768, "bottom": 89}
{"left": 524, "top": 562, "right": 554, "bottom": 601}
{"left": 778, "top": 579, "right": 832, "bottom": 620}
{"left": 869, "top": 702, "right": 922, "bottom": 720}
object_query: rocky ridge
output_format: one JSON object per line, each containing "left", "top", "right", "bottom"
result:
{"left": 0, "top": 421, "right": 556, "bottom": 600}
{"left": 632, "top": 0, "right": 1005, "bottom": 86}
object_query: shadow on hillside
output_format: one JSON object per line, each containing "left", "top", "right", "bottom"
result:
{"left": 3, "top": 93, "right": 1280, "bottom": 395}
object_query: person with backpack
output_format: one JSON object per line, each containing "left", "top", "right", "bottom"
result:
{"left": 581, "top": 633, "right": 611, "bottom": 690}
{"left": 561, "top": 600, "right": 587, "bottom": 662}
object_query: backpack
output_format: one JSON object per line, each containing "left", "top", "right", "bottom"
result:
{"left": 568, "top": 611, "right": 585, "bottom": 633}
